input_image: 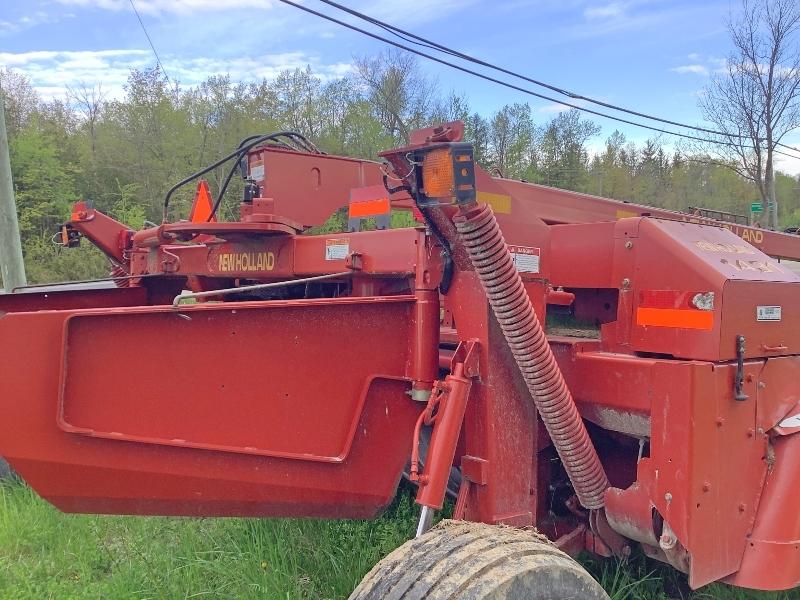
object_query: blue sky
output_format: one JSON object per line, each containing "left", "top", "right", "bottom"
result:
{"left": 1, "top": 0, "right": 799, "bottom": 173}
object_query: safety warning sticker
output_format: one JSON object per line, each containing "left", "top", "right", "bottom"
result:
{"left": 250, "top": 161, "right": 264, "bottom": 181}
{"left": 508, "top": 245, "right": 540, "bottom": 274}
{"left": 757, "top": 305, "right": 781, "bottom": 322}
{"left": 325, "top": 238, "right": 350, "bottom": 261}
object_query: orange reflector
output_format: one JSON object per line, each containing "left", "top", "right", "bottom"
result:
{"left": 422, "top": 148, "right": 454, "bottom": 198}
{"left": 189, "top": 180, "right": 215, "bottom": 223}
{"left": 349, "top": 197, "right": 391, "bottom": 218}
{"left": 636, "top": 307, "right": 714, "bottom": 331}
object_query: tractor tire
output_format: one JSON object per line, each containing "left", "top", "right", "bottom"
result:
{"left": 350, "top": 520, "right": 609, "bottom": 600}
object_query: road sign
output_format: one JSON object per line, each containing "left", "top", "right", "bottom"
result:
{"left": 751, "top": 202, "right": 763, "bottom": 213}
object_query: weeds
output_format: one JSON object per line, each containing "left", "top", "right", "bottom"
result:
{"left": 0, "top": 481, "right": 790, "bottom": 599}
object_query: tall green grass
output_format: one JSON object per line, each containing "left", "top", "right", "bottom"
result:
{"left": 0, "top": 480, "right": 791, "bottom": 599}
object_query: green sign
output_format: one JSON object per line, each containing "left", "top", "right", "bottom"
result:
{"left": 751, "top": 202, "right": 763, "bottom": 213}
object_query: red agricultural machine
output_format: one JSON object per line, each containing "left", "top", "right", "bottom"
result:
{"left": 2, "top": 121, "right": 800, "bottom": 597}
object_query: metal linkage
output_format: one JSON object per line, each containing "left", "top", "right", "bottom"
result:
{"left": 172, "top": 271, "right": 352, "bottom": 307}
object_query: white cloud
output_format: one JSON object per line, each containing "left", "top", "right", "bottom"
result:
{"left": 0, "top": 10, "right": 70, "bottom": 36}
{"left": 566, "top": 0, "right": 675, "bottom": 39}
{"left": 671, "top": 64, "right": 709, "bottom": 76}
{"left": 0, "top": 49, "right": 150, "bottom": 67}
{"left": 357, "top": 0, "right": 480, "bottom": 27}
{"left": 55, "top": 0, "right": 275, "bottom": 16}
{"left": 775, "top": 151, "right": 800, "bottom": 176}
{"left": 584, "top": 2, "right": 626, "bottom": 20}
{"left": 670, "top": 54, "right": 729, "bottom": 77}
{"left": 56, "top": 0, "right": 474, "bottom": 25}
{"left": 1, "top": 48, "right": 353, "bottom": 100}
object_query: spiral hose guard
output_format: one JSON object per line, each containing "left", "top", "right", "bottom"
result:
{"left": 455, "top": 204, "right": 609, "bottom": 509}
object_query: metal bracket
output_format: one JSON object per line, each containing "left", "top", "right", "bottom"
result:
{"left": 735, "top": 334, "right": 749, "bottom": 401}
{"left": 450, "top": 338, "right": 480, "bottom": 379}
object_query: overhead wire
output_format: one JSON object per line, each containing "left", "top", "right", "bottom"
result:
{"left": 274, "top": 0, "right": 800, "bottom": 161}
{"left": 316, "top": 0, "right": 800, "bottom": 155}
{"left": 127, "top": 0, "right": 174, "bottom": 87}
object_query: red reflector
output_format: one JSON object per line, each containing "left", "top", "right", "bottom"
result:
{"left": 349, "top": 197, "right": 390, "bottom": 218}
{"left": 636, "top": 307, "right": 714, "bottom": 331}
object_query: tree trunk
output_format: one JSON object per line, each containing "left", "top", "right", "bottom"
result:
{"left": 767, "top": 162, "right": 778, "bottom": 230}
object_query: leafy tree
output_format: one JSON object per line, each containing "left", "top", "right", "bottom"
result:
{"left": 699, "top": 0, "right": 800, "bottom": 229}
{"left": 5, "top": 50, "right": 800, "bottom": 285}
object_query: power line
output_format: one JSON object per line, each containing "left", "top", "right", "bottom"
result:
{"left": 127, "top": 0, "right": 174, "bottom": 87}
{"left": 274, "top": 0, "right": 800, "bottom": 161}
{"left": 317, "top": 0, "right": 800, "bottom": 155}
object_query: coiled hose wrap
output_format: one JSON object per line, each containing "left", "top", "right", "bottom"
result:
{"left": 454, "top": 203, "right": 609, "bottom": 509}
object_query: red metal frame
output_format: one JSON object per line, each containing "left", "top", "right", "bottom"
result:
{"left": 2, "top": 122, "right": 800, "bottom": 592}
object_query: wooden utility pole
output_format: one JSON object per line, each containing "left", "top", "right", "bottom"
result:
{"left": 0, "top": 88, "right": 26, "bottom": 291}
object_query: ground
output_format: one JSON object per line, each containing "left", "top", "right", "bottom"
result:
{"left": 0, "top": 481, "right": 792, "bottom": 599}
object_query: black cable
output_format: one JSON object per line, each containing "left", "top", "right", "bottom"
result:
{"left": 382, "top": 173, "right": 453, "bottom": 294}
{"left": 275, "top": 0, "right": 800, "bottom": 160}
{"left": 207, "top": 132, "right": 323, "bottom": 220}
{"left": 127, "top": 0, "right": 174, "bottom": 87}
{"left": 162, "top": 131, "right": 321, "bottom": 222}
{"left": 316, "top": 0, "right": 800, "bottom": 155}
{"left": 209, "top": 158, "right": 242, "bottom": 222}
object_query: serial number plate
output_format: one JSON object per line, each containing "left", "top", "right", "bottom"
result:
{"left": 757, "top": 306, "right": 782, "bottom": 321}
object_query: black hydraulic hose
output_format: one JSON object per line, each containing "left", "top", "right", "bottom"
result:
{"left": 207, "top": 157, "right": 243, "bottom": 222}
{"left": 161, "top": 131, "right": 322, "bottom": 222}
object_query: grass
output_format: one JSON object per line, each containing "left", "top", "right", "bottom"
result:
{"left": 0, "top": 480, "right": 792, "bottom": 600}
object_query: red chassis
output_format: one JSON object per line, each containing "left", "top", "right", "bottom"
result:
{"left": 2, "top": 122, "right": 800, "bottom": 591}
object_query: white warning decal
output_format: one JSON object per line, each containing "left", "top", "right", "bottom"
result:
{"left": 325, "top": 238, "right": 350, "bottom": 261}
{"left": 757, "top": 306, "right": 781, "bottom": 322}
{"left": 779, "top": 414, "right": 800, "bottom": 429}
{"left": 250, "top": 161, "right": 265, "bottom": 181}
{"left": 508, "top": 245, "right": 540, "bottom": 274}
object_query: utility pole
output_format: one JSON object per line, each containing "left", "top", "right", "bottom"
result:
{"left": 0, "top": 87, "right": 26, "bottom": 291}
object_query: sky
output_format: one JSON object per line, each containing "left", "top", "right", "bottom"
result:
{"left": 1, "top": 0, "right": 799, "bottom": 175}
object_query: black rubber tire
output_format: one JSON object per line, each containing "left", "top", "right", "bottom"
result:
{"left": 350, "top": 520, "right": 609, "bottom": 600}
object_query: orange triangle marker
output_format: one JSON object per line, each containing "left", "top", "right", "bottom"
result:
{"left": 189, "top": 179, "right": 216, "bottom": 223}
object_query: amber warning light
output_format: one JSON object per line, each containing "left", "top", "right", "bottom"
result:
{"left": 419, "top": 143, "right": 476, "bottom": 207}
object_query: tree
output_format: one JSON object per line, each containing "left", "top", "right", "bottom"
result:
{"left": 487, "top": 104, "right": 535, "bottom": 179}
{"left": 537, "top": 110, "right": 600, "bottom": 190}
{"left": 68, "top": 83, "right": 105, "bottom": 160}
{"left": 355, "top": 50, "right": 439, "bottom": 143}
{"left": 0, "top": 69, "right": 39, "bottom": 137}
{"left": 699, "top": 0, "right": 800, "bottom": 229}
